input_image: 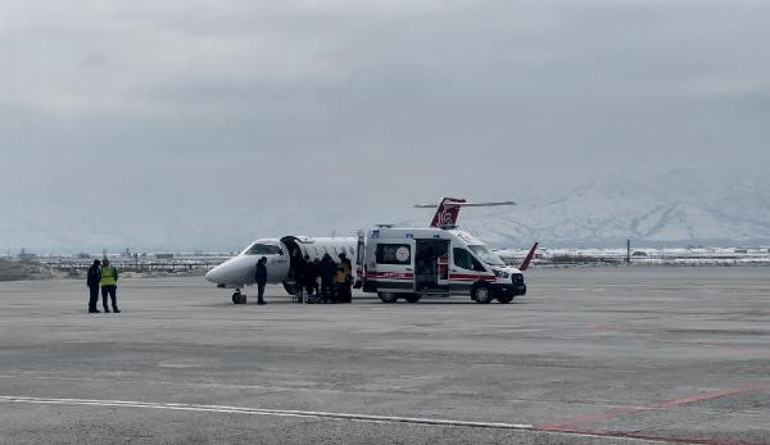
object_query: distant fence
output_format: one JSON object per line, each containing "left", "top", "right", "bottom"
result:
{"left": 21, "top": 249, "right": 770, "bottom": 273}
{"left": 498, "top": 251, "right": 770, "bottom": 267}
{"left": 38, "top": 256, "right": 231, "bottom": 272}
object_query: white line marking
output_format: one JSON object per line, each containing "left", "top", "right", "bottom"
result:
{"left": 0, "top": 396, "right": 535, "bottom": 430}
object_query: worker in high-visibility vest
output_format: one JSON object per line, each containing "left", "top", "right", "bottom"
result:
{"left": 99, "top": 259, "right": 121, "bottom": 313}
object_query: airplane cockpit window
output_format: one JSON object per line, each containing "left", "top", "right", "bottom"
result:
{"left": 245, "top": 244, "right": 283, "bottom": 256}
{"left": 468, "top": 245, "right": 506, "bottom": 266}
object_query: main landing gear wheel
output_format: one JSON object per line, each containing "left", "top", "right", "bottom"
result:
{"left": 232, "top": 290, "right": 243, "bottom": 305}
{"left": 472, "top": 283, "right": 493, "bottom": 304}
{"left": 378, "top": 292, "right": 399, "bottom": 303}
{"left": 404, "top": 294, "right": 421, "bottom": 304}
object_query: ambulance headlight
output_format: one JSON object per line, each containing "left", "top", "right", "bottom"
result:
{"left": 493, "top": 269, "right": 509, "bottom": 279}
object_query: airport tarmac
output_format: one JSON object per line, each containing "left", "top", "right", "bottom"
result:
{"left": 0, "top": 267, "right": 768, "bottom": 444}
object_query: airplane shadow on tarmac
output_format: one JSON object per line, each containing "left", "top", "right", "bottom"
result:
{"left": 205, "top": 298, "right": 529, "bottom": 308}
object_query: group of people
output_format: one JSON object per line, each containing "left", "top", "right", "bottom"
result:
{"left": 296, "top": 252, "right": 353, "bottom": 303}
{"left": 84, "top": 253, "right": 349, "bottom": 310}
{"left": 86, "top": 259, "right": 121, "bottom": 313}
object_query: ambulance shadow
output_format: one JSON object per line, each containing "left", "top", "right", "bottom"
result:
{"left": 412, "top": 300, "right": 527, "bottom": 305}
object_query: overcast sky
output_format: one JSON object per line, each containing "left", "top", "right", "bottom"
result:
{"left": 2, "top": 0, "right": 769, "bottom": 251}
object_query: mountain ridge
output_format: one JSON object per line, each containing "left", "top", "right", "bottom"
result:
{"left": 3, "top": 169, "right": 769, "bottom": 252}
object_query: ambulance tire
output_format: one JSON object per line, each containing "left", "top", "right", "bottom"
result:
{"left": 471, "top": 283, "right": 493, "bottom": 304}
{"left": 403, "top": 294, "right": 421, "bottom": 304}
{"left": 378, "top": 292, "right": 399, "bottom": 304}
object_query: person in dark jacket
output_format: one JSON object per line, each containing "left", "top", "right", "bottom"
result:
{"left": 318, "top": 253, "right": 337, "bottom": 303}
{"left": 302, "top": 255, "right": 318, "bottom": 297}
{"left": 86, "top": 259, "right": 101, "bottom": 313}
{"left": 311, "top": 258, "right": 321, "bottom": 301}
{"left": 254, "top": 257, "right": 268, "bottom": 305}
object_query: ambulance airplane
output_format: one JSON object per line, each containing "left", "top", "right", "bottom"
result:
{"left": 204, "top": 198, "right": 537, "bottom": 304}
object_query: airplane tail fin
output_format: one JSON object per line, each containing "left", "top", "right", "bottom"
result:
{"left": 414, "top": 197, "right": 516, "bottom": 228}
{"left": 519, "top": 242, "right": 539, "bottom": 271}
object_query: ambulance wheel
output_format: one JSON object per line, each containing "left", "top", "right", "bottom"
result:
{"left": 232, "top": 291, "right": 242, "bottom": 305}
{"left": 378, "top": 292, "right": 399, "bottom": 304}
{"left": 404, "top": 294, "right": 421, "bottom": 304}
{"left": 497, "top": 294, "right": 514, "bottom": 304}
{"left": 472, "top": 283, "right": 493, "bottom": 304}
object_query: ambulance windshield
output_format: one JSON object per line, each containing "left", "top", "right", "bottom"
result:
{"left": 468, "top": 245, "right": 506, "bottom": 266}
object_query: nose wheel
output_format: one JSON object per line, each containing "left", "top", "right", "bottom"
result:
{"left": 232, "top": 289, "right": 244, "bottom": 305}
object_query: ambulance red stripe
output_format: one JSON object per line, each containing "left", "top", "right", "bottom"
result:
{"left": 449, "top": 274, "right": 495, "bottom": 281}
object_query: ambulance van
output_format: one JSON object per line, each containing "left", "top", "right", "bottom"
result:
{"left": 357, "top": 225, "right": 528, "bottom": 304}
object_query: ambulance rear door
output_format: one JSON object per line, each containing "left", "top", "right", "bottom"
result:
{"left": 369, "top": 240, "right": 415, "bottom": 293}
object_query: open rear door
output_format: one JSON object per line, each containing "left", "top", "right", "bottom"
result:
{"left": 354, "top": 230, "right": 365, "bottom": 289}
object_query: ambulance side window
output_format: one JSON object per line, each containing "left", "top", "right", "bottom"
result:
{"left": 376, "top": 244, "right": 411, "bottom": 265}
{"left": 453, "top": 248, "right": 485, "bottom": 272}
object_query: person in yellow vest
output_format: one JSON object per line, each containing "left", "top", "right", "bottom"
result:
{"left": 333, "top": 266, "right": 347, "bottom": 304}
{"left": 338, "top": 252, "right": 353, "bottom": 303}
{"left": 100, "top": 259, "right": 121, "bottom": 313}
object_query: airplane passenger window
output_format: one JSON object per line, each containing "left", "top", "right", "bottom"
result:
{"left": 246, "top": 244, "right": 283, "bottom": 255}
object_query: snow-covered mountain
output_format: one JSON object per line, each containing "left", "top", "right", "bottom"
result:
{"left": 3, "top": 169, "right": 770, "bottom": 253}
{"left": 447, "top": 169, "right": 770, "bottom": 248}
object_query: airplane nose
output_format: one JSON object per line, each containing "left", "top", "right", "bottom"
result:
{"left": 205, "top": 266, "right": 222, "bottom": 283}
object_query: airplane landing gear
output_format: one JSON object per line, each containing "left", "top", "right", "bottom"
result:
{"left": 232, "top": 289, "right": 245, "bottom": 305}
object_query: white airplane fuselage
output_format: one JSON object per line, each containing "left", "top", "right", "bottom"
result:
{"left": 204, "top": 236, "right": 357, "bottom": 289}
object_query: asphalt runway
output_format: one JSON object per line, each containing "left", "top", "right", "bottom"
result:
{"left": 1, "top": 267, "right": 768, "bottom": 444}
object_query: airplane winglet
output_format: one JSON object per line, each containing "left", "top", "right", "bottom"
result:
{"left": 519, "top": 242, "right": 539, "bottom": 271}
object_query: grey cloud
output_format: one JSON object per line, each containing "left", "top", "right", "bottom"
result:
{"left": 2, "top": 0, "right": 770, "bottom": 251}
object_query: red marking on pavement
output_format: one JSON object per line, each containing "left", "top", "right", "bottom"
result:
{"left": 607, "top": 431, "right": 765, "bottom": 445}
{"left": 537, "top": 383, "right": 770, "bottom": 432}
{"left": 586, "top": 324, "right": 770, "bottom": 359}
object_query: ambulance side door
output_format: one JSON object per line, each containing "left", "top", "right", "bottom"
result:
{"left": 449, "top": 247, "right": 493, "bottom": 294}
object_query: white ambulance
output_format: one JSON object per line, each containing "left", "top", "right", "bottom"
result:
{"left": 357, "top": 225, "right": 530, "bottom": 304}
